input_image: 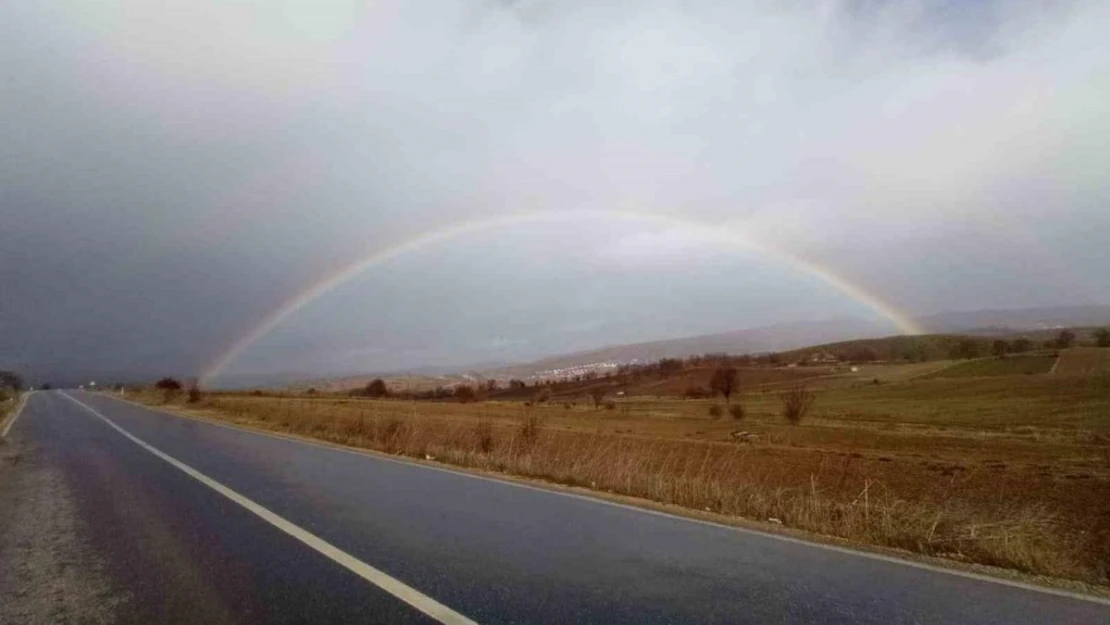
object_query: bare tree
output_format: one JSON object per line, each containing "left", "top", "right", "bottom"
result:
{"left": 588, "top": 386, "right": 607, "bottom": 410}
{"left": 780, "top": 382, "right": 816, "bottom": 425}
{"left": 709, "top": 366, "right": 738, "bottom": 404}
{"left": 1056, "top": 330, "right": 1076, "bottom": 349}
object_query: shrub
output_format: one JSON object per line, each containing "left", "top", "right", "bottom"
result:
{"left": 992, "top": 340, "right": 1010, "bottom": 358}
{"left": 683, "top": 386, "right": 709, "bottom": 400}
{"left": 707, "top": 404, "right": 723, "bottom": 418}
{"left": 380, "top": 418, "right": 404, "bottom": 445}
{"left": 533, "top": 387, "right": 552, "bottom": 403}
{"left": 473, "top": 420, "right": 495, "bottom": 454}
{"left": 1095, "top": 327, "right": 1110, "bottom": 348}
{"left": 729, "top": 404, "right": 745, "bottom": 420}
{"left": 780, "top": 382, "right": 816, "bottom": 425}
{"left": 949, "top": 338, "right": 981, "bottom": 359}
{"left": 154, "top": 377, "right": 183, "bottom": 391}
{"left": 517, "top": 414, "right": 543, "bottom": 450}
{"left": 186, "top": 386, "right": 203, "bottom": 403}
{"left": 603, "top": 400, "right": 617, "bottom": 411}
{"left": 364, "top": 378, "right": 389, "bottom": 398}
{"left": 454, "top": 385, "right": 477, "bottom": 403}
{"left": 0, "top": 371, "right": 24, "bottom": 392}
{"left": 155, "top": 377, "right": 183, "bottom": 402}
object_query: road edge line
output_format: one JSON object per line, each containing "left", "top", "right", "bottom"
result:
{"left": 59, "top": 392, "right": 479, "bottom": 625}
{"left": 1, "top": 391, "right": 34, "bottom": 438}
{"left": 90, "top": 392, "right": 1110, "bottom": 606}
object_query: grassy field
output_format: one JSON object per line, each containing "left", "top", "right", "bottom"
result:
{"left": 623, "top": 366, "right": 831, "bottom": 395}
{"left": 921, "top": 355, "right": 1058, "bottom": 379}
{"left": 134, "top": 368, "right": 1110, "bottom": 587}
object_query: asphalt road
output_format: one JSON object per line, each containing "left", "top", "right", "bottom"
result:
{"left": 1, "top": 390, "right": 1107, "bottom": 624}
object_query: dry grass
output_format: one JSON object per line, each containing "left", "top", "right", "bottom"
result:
{"left": 132, "top": 375, "right": 1110, "bottom": 586}
{"left": 0, "top": 391, "right": 23, "bottom": 437}
{"left": 780, "top": 383, "right": 816, "bottom": 425}
{"left": 1056, "top": 348, "right": 1110, "bottom": 375}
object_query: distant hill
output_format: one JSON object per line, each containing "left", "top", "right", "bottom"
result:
{"left": 483, "top": 305, "right": 1110, "bottom": 378}
{"left": 224, "top": 305, "right": 1110, "bottom": 390}
{"left": 485, "top": 317, "right": 893, "bottom": 378}
{"left": 777, "top": 334, "right": 997, "bottom": 364}
{"left": 916, "top": 305, "right": 1110, "bottom": 333}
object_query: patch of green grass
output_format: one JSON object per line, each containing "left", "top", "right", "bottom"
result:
{"left": 921, "top": 355, "right": 1057, "bottom": 379}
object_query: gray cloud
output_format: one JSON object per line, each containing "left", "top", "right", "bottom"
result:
{"left": 2, "top": 0, "right": 1107, "bottom": 383}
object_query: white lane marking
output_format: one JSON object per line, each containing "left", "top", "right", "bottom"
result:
{"left": 1, "top": 391, "right": 34, "bottom": 438}
{"left": 59, "top": 392, "right": 478, "bottom": 625}
{"left": 97, "top": 393, "right": 1110, "bottom": 607}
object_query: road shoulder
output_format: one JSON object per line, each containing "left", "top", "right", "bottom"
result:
{"left": 0, "top": 432, "right": 128, "bottom": 624}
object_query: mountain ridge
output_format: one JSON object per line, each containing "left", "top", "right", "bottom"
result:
{"left": 482, "top": 305, "right": 1110, "bottom": 378}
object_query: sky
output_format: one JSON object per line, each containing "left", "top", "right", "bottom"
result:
{"left": 2, "top": 0, "right": 1108, "bottom": 384}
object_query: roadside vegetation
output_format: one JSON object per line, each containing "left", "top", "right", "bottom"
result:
{"left": 127, "top": 333, "right": 1110, "bottom": 586}
{"left": 0, "top": 393, "right": 16, "bottom": 431}
{"left": 0, "top": 370, "right": 26, "bottom": 440}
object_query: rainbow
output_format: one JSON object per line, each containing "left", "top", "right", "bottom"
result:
{"left": 200, "top": 209, "right": 923, "bottom": 385}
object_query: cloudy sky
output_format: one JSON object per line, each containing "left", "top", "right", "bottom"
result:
{"left": 2, "top": 0, "right": 1108, "bottom": 383}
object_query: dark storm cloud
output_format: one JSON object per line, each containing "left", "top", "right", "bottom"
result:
{"left": 2, "top": 0, "right": 1107, "bottom": 382}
